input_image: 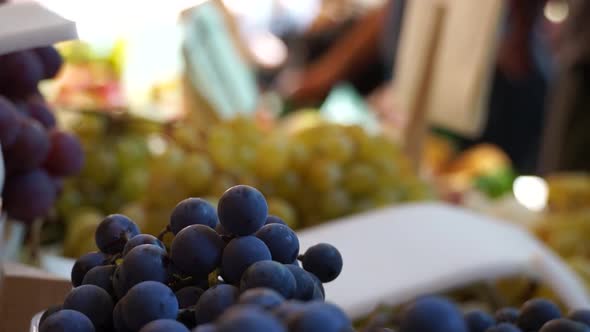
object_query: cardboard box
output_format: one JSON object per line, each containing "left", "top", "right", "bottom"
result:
{"left": 0, "top": 262, "right": 71, "bottom": 332}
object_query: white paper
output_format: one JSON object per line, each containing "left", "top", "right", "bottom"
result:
{"left": 0, "top": 2, "right": 77, "bottom": 55}
{"left": 297, "top": 202, "right": 590, "bottom": 318}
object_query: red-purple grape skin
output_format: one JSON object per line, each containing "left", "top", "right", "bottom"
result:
{"left": 34, "top": 46, "right": 63, "bottom": 79}
{"left": 0, "top": 51, "right": 43, "bottom": 98}
{"left": 43, "top": 130, "right": 84, "bottom": 176}
{"left": 25, "top": 101, "right": 56, "bottom": 129}
{"left": 0, "top": 96, "right": 20, "bottom": 147}
{"left": 2, "top": 169, "right": 56, "bottom": 222}
{"left": 3, "top": 117, "right": 50, "bottom": 173}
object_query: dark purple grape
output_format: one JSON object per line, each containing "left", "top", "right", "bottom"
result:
{"left": 464, "top": 310, "right": 495, "bottom": 332}
{"left": 113, "top": 300, "right": 132, "bottom": 332}
{"left": 255, "top": 223, "right": 299, "bottom": 263}
{"left": 216, "top": 305, "right": 286, "bottom": 332}
{"left": 175, "top": 286, "right": 204, "bottom": 309}
{"left": 517, "top": 299, "right": 562, "bottom": 332}
{"left": 240, "top": 260, "right": 296, "bottom": 299}
{"left": 3, "top": 117, "right": 49, "bottom": 173}
{"left": 138, "top": 319, "right": 190, "bottom": 332}
{"left": 495, "top": 307, "right": 520, "bottom": 324}
{"left": 39, "top": 309, "right": 95, "bottom": 332}
{"left": 81, "top": 265, "right": 116, "bottom": 296}
{"left": 238, "top": 288, "right": 285, "bottom": 310}
{"left": 272, "top": 300, "right": 306, "bottom": 323}
{"left": 194, "top": 284, "right": 239, "bottom": 324}
{"left": 287, "top": 301, "right": 352, "bottom": 332}
{"left": 285, "top": 264, "right": 315, "bottom": 301}
{"left": 265, "top": 215, "right": 286, "bottom": 226}
{"left": 539, "top": 318, "right": 589, "bottom": 332}
{"left": 95, "top": 214, "right": 140, "bottom": 254}
{"left": 39, "top": 305, "right": 62, "bottom": 326}
{"left": 120, "top": 244, "right": 170, "bottom": 292}
{"left": 485, "top": 323, "right": 522, "bottom": 332}
{"left": 24, "top": 101, "right": 55, "bottom": 129}
{"left": 0, "top": 96, "right": 20, "bottom": 147}
{"left": 193, "top": 323, "right": 217, "bottom": 332}
{"left": 301, "top": 243, "right": 343, "bottom": 283}
{"left": 569, "top": 309, "right": 590, "bottom": 327}
{"left": 0, "top": 51, "right": 43, "bottom": 98}
{"left": 217, "top": 185, "right": 268, "bottom": 236}
{"left": 63, "top": 284, "right": 114, "bottom": 331}
{"left": 169, "top": 198, "right": 218, "bottom": 234}
{"left": 221, "top": 236, "right": 271, "bottom": 284}
{"left": 33, "top": 46, "right": 63, "bottom": 79}
{"left": 122, "top": 234, "right": 165, "bottom": 257}
{"left": 71, "top": 252, "right": 108, "bottom": 287}
{"left": 43, "top": 130, "right": 84, "bottom": 176}
{"left": 122, "top": 281, "right": 179, "bottom": 331}
{"left": 2, "top": 169, "right": 56, "bottom": 222}
{"left": 398, "top": 296, "right": 468, "bottom": 332}
{"left": 170, "top": 225, "right": 224, "bottom": 279}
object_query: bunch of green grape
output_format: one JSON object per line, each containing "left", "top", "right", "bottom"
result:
{"left": 152, "top": 115, "right": 432, "bottom": 229}
{"left": 55, "top": 113, "right": 432, "bottom": 257}
{"left": 55, "top": 112, "right": 160, "bottom": 256}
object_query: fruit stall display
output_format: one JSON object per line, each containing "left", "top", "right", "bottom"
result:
{"left": 51, "top": 108, "right": 432, "bottom": 258}
{"left": 532, "top": 174, "right": 590, "bottom": 291}
{"left": 35, "top": 184, "right": 590, "bottom": 332}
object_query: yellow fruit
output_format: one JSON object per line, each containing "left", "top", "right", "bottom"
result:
{"left": 267, "top": 197, "right": 298, "bottom": 228}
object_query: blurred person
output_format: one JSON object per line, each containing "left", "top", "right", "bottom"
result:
{"left": 278, "top": 0, "right": 552, "bottom": 174}
{"left": 540, "top": 0, "right": 590, "bottom": 173}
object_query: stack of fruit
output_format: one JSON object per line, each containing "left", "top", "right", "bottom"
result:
{"left": 39, "top": 184, "right": 349, "bottom": 332}
{"left": 56, "top": 112, "right": 431, "bottom": 257}
{"left": 37, "top": 184, "right": 590, "bottom": 332}
{"left": 532, "top": 174, "right": 590, "bottom": 292}
{"left": 0, "top": 47, "right": 84, "bottom": 223}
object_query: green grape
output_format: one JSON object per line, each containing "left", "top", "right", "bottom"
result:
{"left": 80, "top": 146, "right": 118, "bottom": 186}
{"left": 255, "top": 137, "right": 289, "bottom": 179}
{"left": 289, "top": 141, "right": 311, "bottom": 171}
{"left": 229, "top": 116, "right": 263, "bottom": 144}
{"left": 56, "top": 183, "right": 82, "bottom": 218}
{"left": 267, "top": 196, "right": 298, "bottom": 228}
{"left": 115, "top": 136, "right": 149, "bottom": 171}
{"left": 120, "top": 202, "right": 147, "bottom": 230}
{"left": 178, "top": 153, "right": 213, "bottom": 194}
{"left": 305, "top": 159, "right": 342, "bottom": 192}
{"left": 171, "top": 124, "right": 203, "bottom": 150}
{"left": 71, "top": 114, "right": 106, "bottom": 140}
{"left": 319, "top": 189, "right": 351, "bottom": 220}
{"left": 207, "top": 126, "right": 236, "bottom": 172}
{"left": 314, "top": 129, "right": 355, "bottom": 163}
{"left": 372, "top": 188, "right": 403, "bottom": 207}
{"left": 274, "top": 170, "right": 301, "bottom": 199}
{"left": 118, "top": 168, "right": 149, "bottom": 201}
{"left": 342, "top": 163, "right": 378, "bottom": 194}
{"left": 63, "top": 208, "right": 102, "bottom": 258}
{"left": 210, "top": 173, "right": 237, "bottom": 197}
{"left": 352, "top": 198, "right": 378, "bottom": 214}
{"left": 236, "top": 145, "right": 257, "bottom": 173}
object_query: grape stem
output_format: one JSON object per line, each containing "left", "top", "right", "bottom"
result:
{"left": 157, "top": 226, "right": 171, "bottom": 241}
{"left": 29, "top": 218, "right": 43, "bottom": 263}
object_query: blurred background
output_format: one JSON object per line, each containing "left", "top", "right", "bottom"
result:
{"left": 2, "top": 0, "right": 590, "bottom": 324}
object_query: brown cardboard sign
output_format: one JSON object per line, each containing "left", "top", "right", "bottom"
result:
{"left": 0, "top": 262, "right": 71, "bottom": 332}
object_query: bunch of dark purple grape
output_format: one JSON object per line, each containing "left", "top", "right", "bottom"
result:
{"left": 363, "top": 295, "right": 590, "bottom": 332}
{"left": 39, "top": 185, "right": 348, "bottom": 332}
{"left": 0, "top": 46, "right": 84, "bottom": 222}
